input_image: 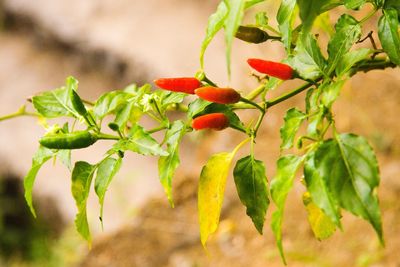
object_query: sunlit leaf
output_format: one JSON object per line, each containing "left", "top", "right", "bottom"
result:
{"left": 326, "top": 14, "right": 361, "bottom": 74}
{"left": 199, "top": 151, "right": 234, "bottom": 246}
{"left": 320, "top": 79, "right": 346, "bottom": 108}
{"left": 291, "top": 33, "right": 327, "bottom": 80}
{"left": 280, "top": 108, "right": 306, "bottom": 149}
{"left": 24, "top": 146, "right": 55, "bottom": 217}
{"left": 303, "top": 192, "right": 337, "bottom": 240}
{"left": 336, "top": 48, "right": 372, "bottom": 77}
{"left": 111, "top": 125, "right": 168, "bottom": 156}
{"left": 94, "top": 157, "right": 122, "bottom": 227}
{"left": 344, "top": 0, "right": 367, "bottom": 9}
{"left": 277, "top": 0, "right": 296, "bottom": 52}
{"left": 57, "top": 149, "right": 72, "bottom": 171}
{"left": 270, "top": 155, "right": 303, "bottom": 264}
{"left": 378, "top": 8, "right": 400, "bottom": 65}
{"left": 304, "top": 152, "right": 342, "bottom": 227}
{"left": 224, "top": 0, "right": 246, "bottom": 76}
{"left": 93, "top": 91, "right": 131, "bottom": 120}
{"left": 33, "top": 77, "right": 82, "bottom": 118}
{"left": 200, "top": 1, "right": 228, "bottom": 68}
{"left": 158, "top": 120, "right": 187, "bottom": 206}
{"left": 71, "top": 161, "right": 96, "bottom": 242}
{"left": 312, "top": 134, "right": 383, "bottom": 244}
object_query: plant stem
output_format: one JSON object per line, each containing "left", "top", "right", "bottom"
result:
{"left": 245, "top": 83, "right": 266, "bottom": 101}
{"left": 253, "top": 109, "right": 266, "bottom": 137}
{"left": 263, "top": 25, "right": 280, "bottom": 36}
{"left": 148, "top": 125, "right": 167, "bottom": 134}
{"left": 355, "top": 59, "right": 397, "bottom": 73}
{"left": 266, "top": 81, "right": 317, "bottom": 108}
{"left": 0, "top": 110, "right": 39, "bottom": 122}
{"left": 239, "top": 97, "right": 264, "bottom": 112}
{"left": 97, "top": 133, "right": 120, "bottom": 140}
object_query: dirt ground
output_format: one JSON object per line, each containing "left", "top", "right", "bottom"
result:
{"left": 0, "top": 1, "right": 399, "bottom": 266}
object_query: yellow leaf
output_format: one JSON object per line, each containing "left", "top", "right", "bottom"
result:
{"left": 198, "top": 138, "right": 250, "bottom": 247}
{"left": 303, "top": 192, "right": 336, "bottom": 240}
{"left": 198, "top": 152, "right": 233, "bottom": 247}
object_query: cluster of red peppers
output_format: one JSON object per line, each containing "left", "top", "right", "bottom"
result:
{"left": 155, "top": 59, "right": 294, "bottom": 131}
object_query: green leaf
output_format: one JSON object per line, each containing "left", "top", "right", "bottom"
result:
{"left": 160, "top": 92, "right": 186, "bottom": 109}
{"left": 314, "top": 12, "right": 335, "bottom": 36}
{"left": 113, "top": 101, "right": 142, "bottom": 131}
{"left": 201, "top": 103, "right": 246, "bottom": 132}
{"left": 270, "top": 155, "right": 303, "bottom": 264}
{"left": 303, "top": 192, "right": 337, "bottom": 240}
{"left": 304, "top": 152, "right": 342, "bottom": 227}
{"left": 327, "top": 14, "right": 362, "bottom": 74}
{"left": 312, "top": 134, "right": 383, "bottom": 243}
{"left": 291, "top": 33, "right": 328, "bottom": 80}
{"left": 24, "top": 146, "right": 55, "bottom": 217}
{"left": 224, "top": 0, "right": 246, "bottom": 76}
{"left": 200, "top": 1, "right": 228, "bottom": 69}
{"left": 277, "top": 0, "right": 297, "bottom": 52}
{"left": 374, "top": 0, "right": 385, "bottom": 8}
{"left": 320, "top": 79, "right": 346, "bottom": 108}
{"left": 297, "top": 0, "right": 342, "bottom": 35}
{"left": 158, "top": 120, "right": 187, "bottom": 206}
{"left": 233, "top": 155, "right": 269, "bottom": 234}
{"left": 93, "top": 91, "right": 131, "bottom": 120}
{"left": 280, "top": 108, "right": 307, "bottom": 149}
{"left": 187, "top": 98, "right": 212, "bottom": 118}
{"left": 344, "top": 0, "right": 367, "bottom": 9}
{"left": 378, "top": 8, "right": 400, "bottom": 65}
{"left": 198, "top": 151, "right": 235, "bottom": 247}
{"left": 71, "top": 161, "right": 96, "bottom": 242}
{"left": 384, "top": 0, "right": 400, "bottom": 14}
{"left": 33, "top": 81, "right": 81, "bottom": 118}
{"left": 57, "top": 149, "right": 72, "bottom": 171}
{"left": 111, "top": 125, "right": 168, "bottom": 156}
{"left": 336, "top": 48, "right": 372, "bottom": 77}
{"left": 255, "top": 12, "right": 269, "bottom": 28}
{"left": 244, "top": 0, "right": 264, "bottom": 9}
{"left": 94, "top": 157, "right": 122, "bottom": 226}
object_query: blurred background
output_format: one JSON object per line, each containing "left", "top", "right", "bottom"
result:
{"left": 0, "top": 0, "right": 399, "bottom": 266}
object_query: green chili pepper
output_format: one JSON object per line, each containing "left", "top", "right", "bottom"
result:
{"left": 39, "top": 130, "right": 98, "bottom": 149}
{"left": 235, "top": 26, "right": 271, "bottom": 44}
{"left": 70, "top": 90, "right": 88, "bottom": 116}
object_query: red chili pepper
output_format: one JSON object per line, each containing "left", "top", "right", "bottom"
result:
{"left": 195, "top": 86, "right": 241, "bottom": 104}
{"left": 154, "top": 77, "right": 201, "bottom": 94}
{"left": 247, "top": 58, "right": 294, "bottom": 80}
{"left": 192, "top": 113, "right": 229, "bottom": 131}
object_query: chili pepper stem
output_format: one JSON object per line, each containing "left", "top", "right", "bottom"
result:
{"left": 201, "top": 75, "right": 218, "bottom": 87}
{"left": 239, "top": 97, "right": 264, "bottom": 112}
{"left": 81, "top": 99, "right": 95, "bottom": 106}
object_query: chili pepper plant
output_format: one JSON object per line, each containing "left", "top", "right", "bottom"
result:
{"left": 1, "top": 0, "right": 399, "bottom": 263}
